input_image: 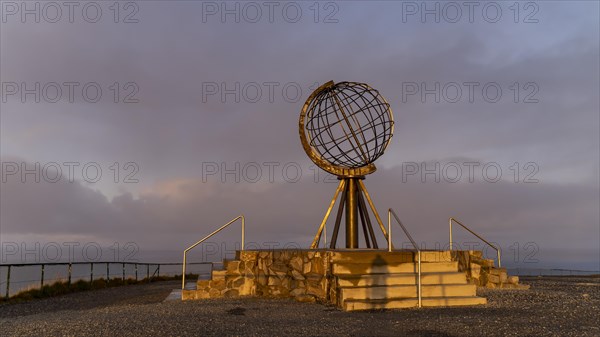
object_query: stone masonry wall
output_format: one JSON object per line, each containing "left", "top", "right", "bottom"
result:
{"left": 452, "top": 250, "right": 528, "bottom": 289}
{"left": 187, "top": 250, "right": 330, "bottom": 302}
{"left": 240, "top": 250, "right": 329, "bottom": 301}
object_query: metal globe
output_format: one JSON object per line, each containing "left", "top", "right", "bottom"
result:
{"left": 303, "top": 82, "right": 394, "bottom": 169}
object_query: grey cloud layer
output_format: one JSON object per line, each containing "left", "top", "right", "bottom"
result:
{"left": 1, "top": 157, "right": 598, "bottom": 269}
{"left": 1, "top": 2, "right": 598, "bottom": 267}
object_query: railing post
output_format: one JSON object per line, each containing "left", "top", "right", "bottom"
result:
{"left": 241, "top": 216, "right": 245, "bottom": 251}
{"left": 68, "top": 263, "right": 72, "bottom": 286}
{"left": 417, "top": 250, "right": 422, "bottom": 308}
{"left": 91, "top": 263, "right": 94, "bottom": 282}
{"left": 497, "top": 250, "right": 502, "bottom": 268}
{"left": 387, "top": 209, "right": 392, "bottom": 252}
{"left": 387, "top": 208, "right": 421, "bottom": 308}
{"left": 40, "top": 264, "right": 45, "bottom": 288}
{"left": 5, "top": 265, "right": 11, "bottom": 299}
{"left": 135, "top": 264, "right": 138, "bottom": 281}
{"left": 106, "top": 263, "right": 109, "bottom": 281}
{"left": 122, "top": 263, "right": 125, "bottom": 282}
{"left": 182, "top": 254, "right": 187, "bottom": 289}
{"left": 449, "top": 218, "right": 453, "bottom": 251}
{"left": 157, "top": 264, "right": 160, "bottom": 277}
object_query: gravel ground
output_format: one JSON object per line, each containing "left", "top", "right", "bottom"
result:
{"left": 0, "top": 277, "right": 598, "bottom": 336}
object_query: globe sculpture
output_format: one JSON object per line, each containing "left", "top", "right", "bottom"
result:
{"left": 299, "top": 81, "right": 394, "bottom": 249}
{"left": 304, "top": 82, "right": 394, "bottom": 170}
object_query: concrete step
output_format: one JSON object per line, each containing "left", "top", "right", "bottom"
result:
{"left": 183, "top": 282, "right": 197, "bottom": 290}
{"left": 343, "top": 295, "right": 487, "bottom": 311}
{"left": 337, "top": 272, "right": 467, "bottom": 287}
{"left": 333, "top": 261, "right": 458, "bottom": 275}
{"left": 331, "top": 250, "right": 452, "bottom": 264}
{"left": 339, "top": 283, "right": 476, "bottom": 301}
{"left": 419, "top": 251, "right": 452, "bottom": 262}
{"left": 211, "top": 270, "right": 227, "bottom": 279}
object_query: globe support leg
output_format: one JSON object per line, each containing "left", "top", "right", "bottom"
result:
{"left": 310, "top": 180, "right": 346, "bottom": 249}
{"left": 310, "top": 177, "right": 391, "bottom": 250}
{"left": 345, "top": 178, "right": 359, "bottom": 248}
{"left": 358, "top": 192, "right": 377, "bottom": 249}
{"left": 358, "top": 180, "right": 393, "bottom": 249}
{"left": 329, "top": 184, "right": 347, "bottom": 249}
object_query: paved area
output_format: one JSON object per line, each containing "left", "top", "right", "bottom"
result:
{"left": 1, "top": 277, "right": 598, "bottom": 336}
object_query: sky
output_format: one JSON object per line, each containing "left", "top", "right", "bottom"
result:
{"left": 0, "top": 1, "right": 599, "bottom": 270}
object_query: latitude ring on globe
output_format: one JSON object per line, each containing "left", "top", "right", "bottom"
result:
{"left": 299, "top": 81, "right": 395, "bottom": 249}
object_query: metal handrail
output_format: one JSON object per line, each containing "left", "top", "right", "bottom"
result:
{"left": 388, "top": 208, "right": 421, "bottom": 308}
{"left": 181, "top": 215, "right": 245, "bottom": 289}
{"left": 449, "top": 217, "right": 501, "bottom": 268}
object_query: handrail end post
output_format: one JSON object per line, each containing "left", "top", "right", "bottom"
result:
{"left": 417, "top": 250, "right": 422, "bottom": 308}
{"left": 497, "top": 250, "right": 501, "bottom": 268}
{"left": 448, "top": 218, "right": 453, "bottom": 251}
{"left": 182, "top": 252, "right": 186, "bottom": 290}
{"left": 388, "top": 208, "right": 392, "bottom": 252}
{"left": 241, "top": 215, "right": 245, "bottom": 251}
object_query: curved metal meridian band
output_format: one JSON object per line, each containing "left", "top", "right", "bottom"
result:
{"left": 299, "top": 80, "right": 377, "bottom": 177}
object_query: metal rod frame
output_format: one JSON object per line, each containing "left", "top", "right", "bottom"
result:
{"left": 312, "top": 178, "right": 390, "bottom": 250}
{"left": 449, "top": 217, "right": 501, "bottom": 268}
{"left": 181, "top": 215, "right": 245, "bottom": 289}
{"left": 358, "top": 180, "right": 392, "bottom": 249}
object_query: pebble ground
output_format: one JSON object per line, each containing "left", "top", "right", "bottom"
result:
{"left": 1, "top": 276, "right": 598, "bottom": 336}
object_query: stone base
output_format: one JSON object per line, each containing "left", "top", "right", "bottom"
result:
{"left": 452, "top": 250, "right": 530, "bottom": 289}
{"left": 183, "top": 249, "right": 526, "bottom": 310}
{"left": 184, "top": 250, "right": 328, "bottom": 302}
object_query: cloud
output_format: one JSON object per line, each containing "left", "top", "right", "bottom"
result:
{"left": 0, "top": 2, "right": 598, "bottom": 269}
{"left": 2, "top": 157, "right": 597, "bottom": 269}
